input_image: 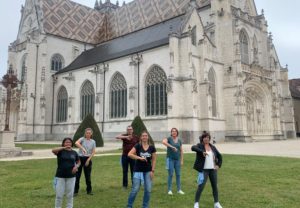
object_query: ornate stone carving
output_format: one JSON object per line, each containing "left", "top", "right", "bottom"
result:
{"left": 129, "top": 86, "right": 136, "bottom": 99}
{"left": 166, "top": 78, "right": 173, "bottom": 93}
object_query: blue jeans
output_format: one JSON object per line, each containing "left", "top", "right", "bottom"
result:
{"left": 167, "top": 158, "right": 181, "bottom": 191}
{"left": 127, "top": 172, "right": 152, "bottom": 208}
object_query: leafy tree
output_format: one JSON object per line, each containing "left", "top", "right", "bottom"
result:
{"left": 131, "top": 115, "right": 154, "bottom": 146}
{"left": 73, "top": 114, "right": 104, "bottom": 147}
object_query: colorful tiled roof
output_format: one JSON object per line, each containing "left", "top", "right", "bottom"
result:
{"left": 41, "top": 0, "right": 210, "bottom": 44}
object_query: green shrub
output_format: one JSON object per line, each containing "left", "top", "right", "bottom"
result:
{"left": 73, "top": 114, "right": 104, "bottom": 147}
{"left": 131, "top": 115, "right": 154, "bottom": 146}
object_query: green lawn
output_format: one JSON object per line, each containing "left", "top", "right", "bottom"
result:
{"left": 0, "top": 154, "right": 299, "bottom": 208}
{"left": 15, "top": 143, "right": 59, "bottom": 150}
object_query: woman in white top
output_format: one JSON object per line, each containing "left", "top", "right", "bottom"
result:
{"left": 191, "top": 131, "right": 223, "bottom": 208}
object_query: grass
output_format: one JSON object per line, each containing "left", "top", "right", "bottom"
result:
{"left": 0, "top": 154, "right": 300, "bottom": 208}
{"left": 15, "top": 143, "right": 59, "bottom": 150}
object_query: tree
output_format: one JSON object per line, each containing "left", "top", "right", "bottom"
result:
{"left": 73, "top": 114, "right": 104, "bottom": 147}
{"left": 131, "top": 115, "right": 154, "bottom": 146}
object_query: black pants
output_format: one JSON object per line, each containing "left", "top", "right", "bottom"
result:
{"left": 195, "top": 169, "right": 219, "bottom": 203}
{"left": 121, "top": 155, "right": 135, "bottom": 187}
{"left": 75, "top": 157, "right": 92, "bottom": 193}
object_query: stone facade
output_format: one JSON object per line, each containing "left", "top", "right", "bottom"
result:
{"left": 2, "top": 0, "right": 296, "bottom": 142}
{"left": 289, "top": 79, "right": 300, "bottom": 137}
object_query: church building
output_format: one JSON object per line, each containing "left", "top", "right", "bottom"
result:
{"left": 1, "top": 0, "right": 296, "bottom": 143}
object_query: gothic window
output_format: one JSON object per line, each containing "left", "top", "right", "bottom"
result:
{"left": 57, "top": 86, "right": 68, "bottom": 123}
{"left": 80, "top": 80, "right": 95, "bottom": 120}
{"left": 191, "top": 26, "right": 197, "bottom": 46}
{"left": 240, "top": 30, "right": 249, "bottom": 64}
{"left": 110, "top": 73, "right": 127, "bottom": 118}
{"left": 208, "top": 68, "right": 217, "bottom": 117}
{"left": 145, "top": 66, "right": 167, "bottom": 116}
{"left": 21, "top": 55, "right": 27, "bottom": 82}
{"left": 51, "top": 54, "right": 64, "bottom": 71}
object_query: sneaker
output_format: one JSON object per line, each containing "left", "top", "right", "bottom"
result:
{"left": 194, "top": 202, "right": 199, "bottom": 208}
{"left": 214, "top": 202, "right": 223, "bottom": 208}
{"left": 177, "top": 190, "right": 185, "bottom": 195}
{"left": 168, "top": 190, "right": 173, "bottom": 195}
{"left": 73, "top": 193, "right": 78, "bottom": 197}
{"left": 87, "top": 192, "right": 94, "bottom": 195}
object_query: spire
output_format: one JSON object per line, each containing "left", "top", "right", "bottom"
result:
{"left": 94, "top": 0, "right": 99, "bottom": 9}
{"left": 116, "top": 0, "right": 119, "bottom": 6}
{"left": 100, "top": 0, "right": 102, "bottom": 5}
{"left": 123, "top": 1, "right": 126, "bottom": 6}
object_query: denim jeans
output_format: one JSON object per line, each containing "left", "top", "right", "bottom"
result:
{"left": 55, "top": 177, "right": 76, "bottom": 208}
{"left": 127, "top": 172, "right": 152, "bottom": 208}
{"left": 167, "top": 158, "right": 181, "bottom": 191}
{"left": 122, "top": 155, "right": 135, "bottom": 187}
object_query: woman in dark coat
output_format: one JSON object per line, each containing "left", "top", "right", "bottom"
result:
{"left": 191, "top": 132, "right": 223, "bottom": 208}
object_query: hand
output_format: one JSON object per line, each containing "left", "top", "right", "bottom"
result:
{"left": 215, "top": 165, "right": 219, "bottom": 170}
{"left": 72, "top": 166, "right": 78, "bottom": 174}
{"left": 171, "top": 146, "right": 178, "bottom": 152}
{"left": 181, "top": 160, "right": 183, "bottom": 166}
{"left": 150, "top": 171, "right": 154, "bottom": 180}
{"left": 85, "top": 160, "right": 90, "bottom": 167}
{"left": 81, "top": 148, "right": 87, "bottom": 155}
{"left": 139, "top": 157, "right": 147, "bottom": 162}
{"left": 203, "top": 152, "right": 208, "bottom": 157}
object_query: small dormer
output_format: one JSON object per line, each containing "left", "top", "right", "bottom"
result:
{"left": 94, "top": 0, "right": 120, "bottom": 13}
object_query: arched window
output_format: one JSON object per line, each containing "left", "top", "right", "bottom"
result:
{"left": 21, "top": 55, "right": 27, "bottom": 82}
{"left": 145, "top": 66, "right": 167, "bottom": 116}
{"left": 240, "top": 30, "right": 249, "bottom": 64}
{"left": 208, "top": 68, "right": 217, "bottom": 117}
{"left": 110, "top": 73, "right": 127, "bottom": 118}
{"left": 51, "top": 54, "right": 64, "bottom": 71}
{"left": 80, "top": 81, "right": 95, "bottom": 120}
{"left": 57, "top": 86, "right": 68, "bottom": 122}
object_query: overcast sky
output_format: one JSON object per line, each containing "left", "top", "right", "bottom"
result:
{"left": 0, "top": 0, "right": 299, "bottom": 79}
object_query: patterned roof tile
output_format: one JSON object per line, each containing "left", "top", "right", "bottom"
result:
{"left": 42, "top": 0, "right": 210, "bottom": 44}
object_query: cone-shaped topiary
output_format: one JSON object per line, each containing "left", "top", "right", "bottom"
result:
{"left": 131, "top": 115, "right": 154, "bottom": 146}
{"left": 73, "top": 114, "right": 104, "bottom": 147}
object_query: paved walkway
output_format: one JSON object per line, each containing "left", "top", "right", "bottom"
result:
{"left": 1, "top": 139, "right": 300, "bottom": 161}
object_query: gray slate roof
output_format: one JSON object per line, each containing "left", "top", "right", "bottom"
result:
{"left": 57, "top": 15, "right": 184, "bottom": 74}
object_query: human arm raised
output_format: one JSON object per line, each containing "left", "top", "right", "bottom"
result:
{"left": 115, "top": 134, "right": 130, "bottom": 140}
{"left": 128, "top": 147, "right": 147, "bottom": 162}
{"left": 52, "top": 146, "right": 66, "bottom": 155}
{"left": 162, "top": 138, "right": 177, "bottom": 152}
{"left": 75, "top": 138, "right": 87, "bottom": 155}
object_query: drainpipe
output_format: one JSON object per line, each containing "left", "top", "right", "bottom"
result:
{"left": 32, "top": 44, "right": 39, "bottom": 135}
{"left": 50, "top": 75, "right": 57, "bottom": 134}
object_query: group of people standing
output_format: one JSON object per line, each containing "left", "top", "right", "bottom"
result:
{"left": 52, "top": 126, "right": 223, "bottom": 208}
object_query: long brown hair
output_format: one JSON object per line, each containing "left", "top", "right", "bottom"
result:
{"left": 140, "top": 131, "right": 150, "bottom": 145}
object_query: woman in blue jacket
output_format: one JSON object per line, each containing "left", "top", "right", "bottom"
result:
{"left": 191, "top": 131, "right": 223, "bottom": 208}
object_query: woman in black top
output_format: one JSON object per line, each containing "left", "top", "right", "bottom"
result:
{"left": 52, "top": 138, "right": 80, "bottom": 208}
{"left": 191, "top": 132, "right": 223, "bottom": 208}
{"left": 127, "top": 131, "right": 157, "bottom": 208}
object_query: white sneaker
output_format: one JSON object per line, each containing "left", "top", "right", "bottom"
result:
{"left": 177, "top": 190, "right": 185, "bottom": 195}
{"left": 214, "top": 202, "right": 223, "bottom": 208}
{"left": 168, "top": 190, "right": 173, "bottom": 195}
{"left": 194, "top": 202, "right": 199, "bottom": 208}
